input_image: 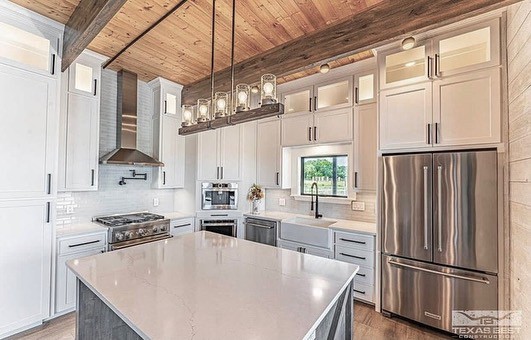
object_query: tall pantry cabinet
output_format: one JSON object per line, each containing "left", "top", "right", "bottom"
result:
{"left": 0, "top": 3, "right": 62, "bottom": 338}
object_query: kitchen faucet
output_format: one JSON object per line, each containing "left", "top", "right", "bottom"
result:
{"left": 310, "top": 182, "right": 323, "bottom": 219}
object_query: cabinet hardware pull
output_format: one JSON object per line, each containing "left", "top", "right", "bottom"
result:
{"left": 339, "top": 238, "right": 366, "bottom": 245}
{"left": 217, "top": 167, "right": 220, "bottom": 179}
{"left": 313, "top": 126, "right": 317, "bottom": 141}
{"left": 276, "top": 172, "right": 280, "bottom": 186}
{"left": 309, "top": 97, "right": 312, "bottom": 112}
{"left": 46, "top": 202, "right": 51, "bottom": 223}
{"left": 427, "top": 124, "right": 431, "bottom": 145}
{"left": 47, "top": 174, "right": 52, "bottom": 195}
{"left": 423, "top": 166, "right": 429, "bottom": 250}
{"left": 93, "top": 79, "right": 97, "bottom": 96}
{"left": 355, "top": 87, "right": 359, "bottom": 104}
{"left": 354, "top": 172, "right": 358, "bottom": 188}
{"left": 314, "top": 96, "right": 317, "bottom": 111}
{"left": 51, "top": 54, "right": 56, "bottom": 75}
{"left": 437, "top": 165, "right": 443, "bottom": 253}
{"left": 211, "top": 214, "right": 229, "bottom": 217}
{"left": 435, "top": 53, "right": 441, "bottom": 77}
{"left": 91, "top": 169, "right": 95, "bottom": 186}
{"left": 221, "top": 167, "right": 224, "bottom": 179}
{"left": 356, "top": 273, "right": 366, "bottom": 277}
{"left": 340, "top": 253, "right": 366, "bottom": 260}
{"left": 308, "top": 127, "right": 312, "bottom": 141}
{"left": 163, "top": 171, "right": 166, "bottom": 185}
{"left": 68, "top": 240, "right": 100, "bottom": 248}
{"left": 353, "top": 289, "right": 366, "bottom": 295}
{"left": 427, "top": 56, "right": 432, "bottom": 79}
{"left": 435, "top": 122, "right": 440, "bottom": 144}
{"left": 174, "top": 224, "right": 192, "bottom": 228}
{"left": 164, "top": 100, "right": 168, "bottom": 114}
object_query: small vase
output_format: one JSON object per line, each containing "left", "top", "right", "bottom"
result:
{"left": 251, "top": 200, "right": 260, "bottom": 214}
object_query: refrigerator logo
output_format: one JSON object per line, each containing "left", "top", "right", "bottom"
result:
{"left": 452, "top": 310, "right": 521, "bottom": 338}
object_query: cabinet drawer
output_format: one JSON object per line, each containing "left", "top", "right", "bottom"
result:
{"left": 170, "top": 218, "right": 195, "bottom": 237}
{"left": 335, "top": 245, "right": 374, "bottom": 267}
{"left": 335, "top": 231, "right": 374, "bottom": 251}
{"left": 354, "top": 266, "right": 374, "bottom": 286}
{"left": 58, "top": 232, "right": 106, "bottom": 255}
{"left": 353, "top": 282, "right": 374, "bottom": 303}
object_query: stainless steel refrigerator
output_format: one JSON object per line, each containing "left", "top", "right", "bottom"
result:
{"left": 381, "top": 150, "right": 498, "bottom": 333}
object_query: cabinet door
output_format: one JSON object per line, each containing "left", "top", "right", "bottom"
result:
{"left": 170, "top": 218, "right": 195, "bottom": 237}
{"left": 55, "top": 248, "right": 104, "bottom": 314}
{"left": 354, "top": 103, "right": 377, "bottom": 191}
{"left": 305, "top": 246, "right": 333, "bottom": 259}
{"left": 162, "top": 86, "right": 181, "bottom": 116}
{"left": 354, "top": 71, "right": 376, "bottom": 105}
{"left": 314, "top": 108, "right": 353, "bottom": 144}
{"left": 379, "top": 45, "right": 430, "bottom": 89}
{"left": 281, "top": 114, "right": 314, "bottom": 147}
{"left": 433, "top": 18, "right": 500, "bottom": 78}
{"left": 220, "top": 125, "right": 242, "bottom": 181}
{"left": 315, "top": 78, "right": 352, "bottom": 111}
{"left": 67, "top": 55, "right": 101, "bottom": 97}
{"left": 64, "top": 93, "right": 99, "bottom": 190}
{"left": 257, "top": 119, "right": 281, "bottom": 188}
{"left": 433, "top": 68, "right": 500, "bottom": 146}
{"left": 0, "top": 64, "right": 57, "bottom": 199}
{"left": 282, "top": 86, "right": 313, "bottom": 116}
{"left": 0, "top": 200, "right": 51, "bottom": 336}
{"left": 197, "top": 129, "right": 220, "bottom": 181}
{"left": 158, "top": 116, "right": 185, "bottom": 188}
{"left": 379, "top": 82, "right": 433, "bottom": 150}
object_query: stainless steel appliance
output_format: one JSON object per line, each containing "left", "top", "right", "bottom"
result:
{"left": 245, "top": 218, "right": 277, "bottom": 246}
{"left": 94, "top": 212, "right": 171, "bottom": 251}
{"left": 381, "top": 150, "right": 498, "bottom": 333}
{"left": 201, "top": 182, "right": 238, "bottom": 210}
{"left": 200, "top": 218, "right": 238, "bottom": 237}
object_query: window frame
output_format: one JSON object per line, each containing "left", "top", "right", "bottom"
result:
{"left": 300, "top": 154, "right": 348, "bottom": 198}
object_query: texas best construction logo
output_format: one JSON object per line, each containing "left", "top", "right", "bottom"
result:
{"left": 452, "top": 310, "right": 522, "bottom": 338}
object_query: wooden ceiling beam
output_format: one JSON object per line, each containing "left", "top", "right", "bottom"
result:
{"left": 61, "top": 0, "right": 127, "bottom": 71}
{"left": 182, "top": 0, "right": 520, "bottom": 104}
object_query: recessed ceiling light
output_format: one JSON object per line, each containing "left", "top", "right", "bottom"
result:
{"left": 401, "top": 37, "right": 416, "bottom": 50}
{"left": 250, "top": 85, "right": 260, "bottom": 94}
{"left": 320, "top": 63, "right": 331, "bottom": 74}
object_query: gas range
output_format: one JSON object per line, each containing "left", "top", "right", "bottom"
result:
{"left": 94, "top": 212, "right": 171, "bottom": 251}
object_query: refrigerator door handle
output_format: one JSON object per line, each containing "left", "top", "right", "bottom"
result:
{"left": 388, "top": 258, "right": 490, "bottom": 284}
{"left": 423, "top": 166, "right": 429, "bottom": 250}
{"left": 437, "top": 165, "right": 443, "bottom": 253}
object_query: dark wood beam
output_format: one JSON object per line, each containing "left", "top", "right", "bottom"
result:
{"left": 61, "top": 0, "right": 127, "bottom": 72}
{"left": 182, "top": 0, "right": 520, "bottom": 104}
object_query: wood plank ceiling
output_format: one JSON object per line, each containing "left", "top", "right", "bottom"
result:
{"left": 10, "top": 0, "right": 381, "bottom": 85}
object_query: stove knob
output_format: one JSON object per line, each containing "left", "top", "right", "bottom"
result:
{"left": 138, "top": 228, "right": 146, "bottom": 236}
{"left": 116, "top": 233, "right": 124, "bottom": 241}
{"left": 153, "top": 226, "right": 159, "bottom": 233}
{"left": 160, "top": 225, "right": 166, "bottom": 231}
{"left": 125, "top": 231, "right": 133, "bottom": 239}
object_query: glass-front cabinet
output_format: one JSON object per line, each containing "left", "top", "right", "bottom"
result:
{"left": 67, "top": 54, "right": 101, "bottom": 97}
{"left": 282, "top": 86, "right": 313, "bottom": 116}
{"left": 315, "top": 78, "right": 351, "bottom": 111}
{"left": 355, "top": 71, "right": 376, "bottom": 105}
{"left": 380, "top": 45, "right": 429, "bottom": 89}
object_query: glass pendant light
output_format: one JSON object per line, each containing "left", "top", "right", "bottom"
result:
{"left": 181, "top": 105, "right": 195, "bottom": 126}
{"left": 235, "top": 84, "right": 250, "bottom": 112}
{"left": 260, "top": 74, "right": 277, "bottom": 106}
{"left": 197, "top": 99, "right": 210, "bottom": 122}
{"left": 214, "top": 92, "right": 228, "bottom": 118}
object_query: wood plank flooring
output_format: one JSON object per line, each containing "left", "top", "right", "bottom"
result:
{"left": 9, "top": 302, "right": 452, "bottom": 339}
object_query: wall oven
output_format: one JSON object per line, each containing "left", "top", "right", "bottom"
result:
{"left": 201, "top": 183, "right": 238, "bottom": 210}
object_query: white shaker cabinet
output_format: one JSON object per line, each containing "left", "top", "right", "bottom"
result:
{"left": 278, "top": 239, "right": 333, "bottom": 259}
{"left": 314, "top": 108, "right": 353, "bottom": 144}
{"left": 0, "top": 64, "right": 58, "bottom": 200}
{"left": 0, "top": 200, "right": 52, "bottom": 336}
{"left": 197, "top": 125, "right": 242, "bottom": 181}
{"left": 281, "top": 114, "right": 314, "bottom": 147}
{"left": 353, "top": 103, "right": 377, "bottom": 191}
{"left": 170, "top": 218, "right": 195, "bottom": 237}
{"left": 256, "top": 118, "right": 282, "bottom": 188}
{"left": 354, "top": 70, "right": 376, "bottom": 105}
{"left": 150, "top": 78, "right": 185, "bottom": 189}
{"left": 379, "top": 82, "right": 433, "bottom": 150}
{"left": 59, "top": 51, "right": 104, "bottom": 191}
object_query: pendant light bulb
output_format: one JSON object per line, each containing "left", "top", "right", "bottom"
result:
{"left": 320, "top": 63, "right": 331, "bottom": 74}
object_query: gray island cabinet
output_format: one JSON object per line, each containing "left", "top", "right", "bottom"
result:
{"left": 67, "top": 231, "right": 358, "bottom": 340}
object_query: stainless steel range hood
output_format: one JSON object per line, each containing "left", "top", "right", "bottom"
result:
{"left": 100, "top": 70, "right": 163, "bottom": 166}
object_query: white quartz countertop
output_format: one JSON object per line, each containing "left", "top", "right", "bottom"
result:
{"left": 159, "top": 211, "right": 195, "bottom": 220}
{"left": 56, "top": 222, "right": 107, "bottom": 238}
{"left": 67, "top": 231, "right": 359, "bottom": 340}
{"left": 244, "top": 211, "right": 377, "bottom": 235}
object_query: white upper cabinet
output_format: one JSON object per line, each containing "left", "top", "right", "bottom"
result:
{"left": 354, "top": 103, "right": 377, "bottom": 191}
{"left": 432, "top": 18, "right": 500, "bottom": 78}
{"left": 379, "top": 82, "right": 433, "bottom": 150}
{"left": 354, "top": 70, "right": 376, "bottom": 105}
{"left": 379, "top": 45, "right": 430, "bottom": 89}
{"left": 282, "top": 86, "right": 313, "bottom": 116}
{"left": 0, "top": 64, "right": 57, "bottom": 199}
{"left": 281, "top": 114, "right": 315, "bottom": 147}
{"left": 197, "top": 125, "right": 242, "bottom": 181}
{"left": 59, "top": 51, "right": 104, "bottom": 192}
{"left": 150, "top": 78, "right": 185, "bottom": 189}
{"left": 314, "top": 108, "right": 353, "bottom": 144}
{"left": 315, "top": 78, "right": 352, "bottom": 111}
{"left": 433, "top": 68, "right": 501, "bottom": 146}
{"left": 257, "top": 119, "right": 282, "bottom": 188}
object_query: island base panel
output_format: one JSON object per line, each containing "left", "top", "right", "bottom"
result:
{"left": 76, "top": 280, "right": 143, "bottom": 340}
{"left": 315, "top": 281, "right": 353, "bottom": 340}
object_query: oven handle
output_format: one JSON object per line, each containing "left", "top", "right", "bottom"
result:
{"left": 110, "top": 234, "right": 172, "bottom": 251}
{"left": 201, "top": 222, "right": 237, "bottom": 227}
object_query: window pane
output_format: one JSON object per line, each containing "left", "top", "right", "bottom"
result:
{"left": 301, "top": 155, "right": 348, "bottom": 197}
{"left": 0, "top": 22, "right": 50, "bottom": 72}
{"left": 75, "top": 63, "right": 93, "bottom": 93}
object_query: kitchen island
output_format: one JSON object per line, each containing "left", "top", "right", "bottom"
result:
{"left": 67, "top": 231, "right": 359, "bottom": 339}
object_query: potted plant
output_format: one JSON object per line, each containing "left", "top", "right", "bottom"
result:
{"left": 247, "top": 184, "right": 264, "bottom": 214}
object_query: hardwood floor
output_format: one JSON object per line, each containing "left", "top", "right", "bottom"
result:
{"left": 9, "top": 302, "right": 451, "bottom": 339}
